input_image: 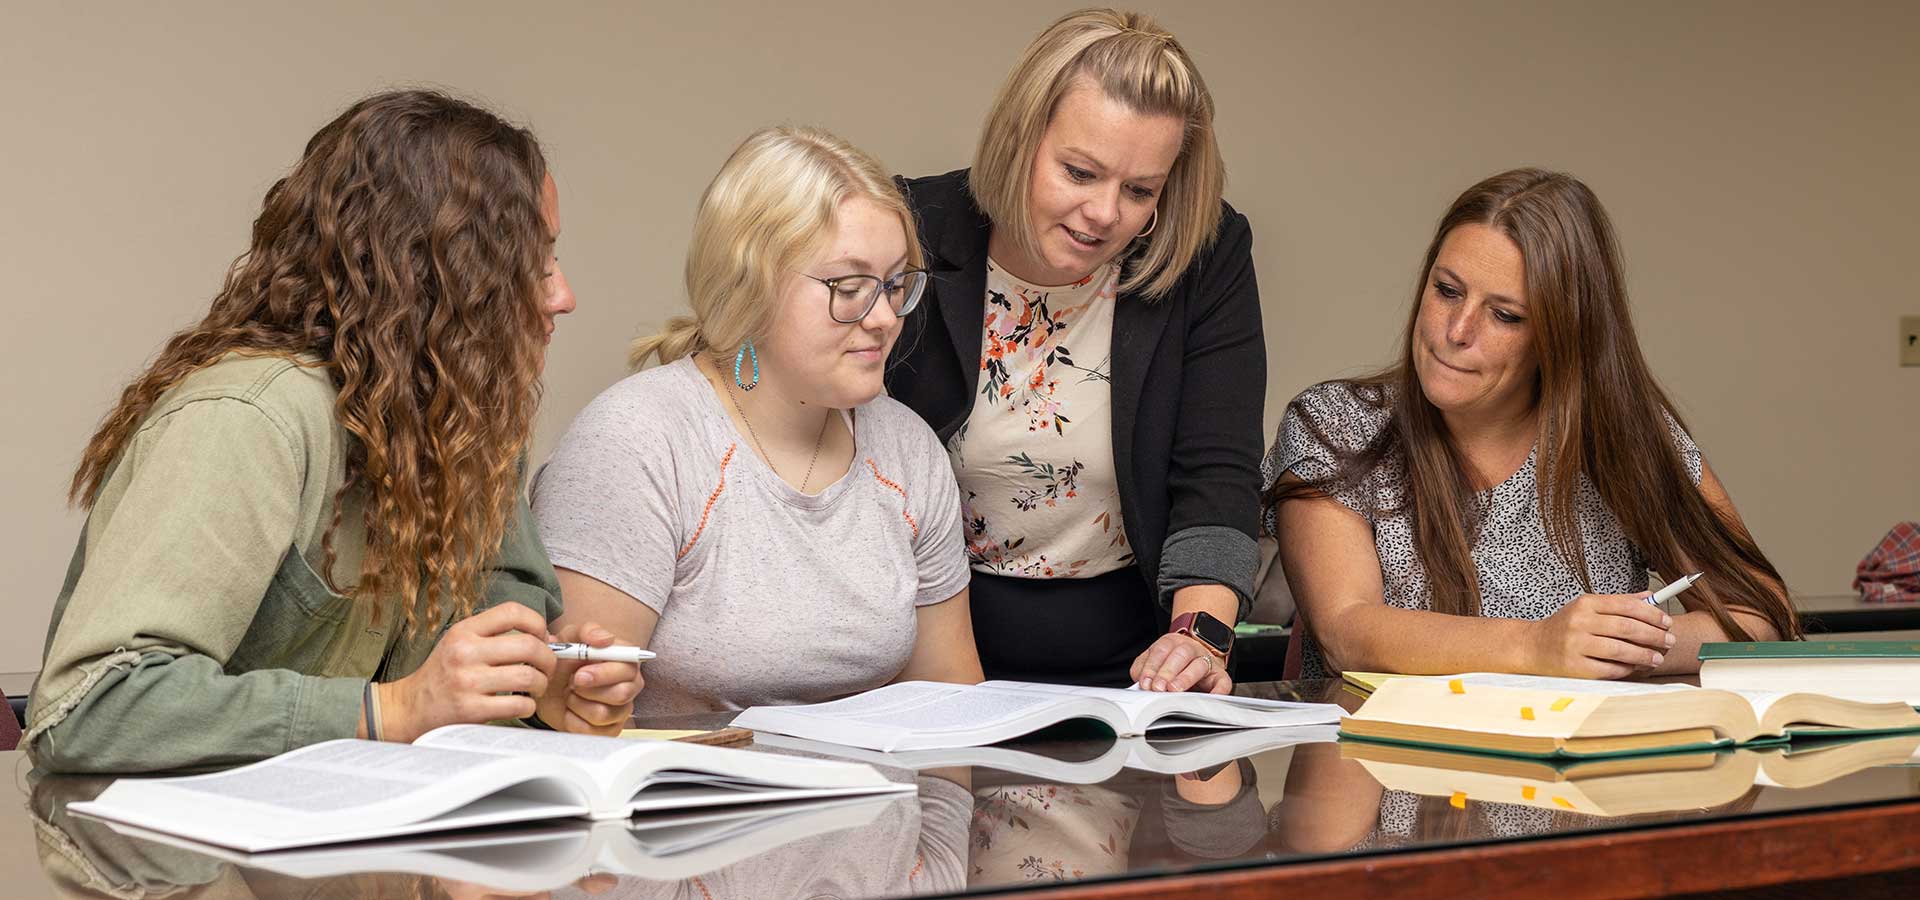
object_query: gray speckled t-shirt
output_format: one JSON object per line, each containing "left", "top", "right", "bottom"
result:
{"left": 1262, "top": 381, "right": 1702, "bottom": 679}
{"left": 532, "top": 357, "right": 970, "bottom": 717}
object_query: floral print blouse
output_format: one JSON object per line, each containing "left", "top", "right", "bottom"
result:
{"left": 948, "top": 259, "right": 1131, "bottom": 579}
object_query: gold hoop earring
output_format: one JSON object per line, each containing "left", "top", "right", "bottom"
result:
{"left": 1137, "top": 208, "right": 1158, "bottom": 238}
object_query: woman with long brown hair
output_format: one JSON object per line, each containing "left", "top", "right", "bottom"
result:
{"left": 1264, "top": 168, "right": 1797, "bottom": 680}
{"left": 26, "top": 90, "right": 638, "bottom": 774}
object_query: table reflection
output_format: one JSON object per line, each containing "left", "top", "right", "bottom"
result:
{"left": 18, "top": 680, "right": 1920, "bottom": 900}
{"left": 28, "top": 766, "right": 971, "bottom": 900}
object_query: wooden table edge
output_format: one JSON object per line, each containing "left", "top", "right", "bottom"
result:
{"left": 975, "top": 798, "right": 1920, "bottom": 900}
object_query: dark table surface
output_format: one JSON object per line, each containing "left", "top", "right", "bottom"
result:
{"left": 9, "top": 678, "right": 1920, "bottom": 899}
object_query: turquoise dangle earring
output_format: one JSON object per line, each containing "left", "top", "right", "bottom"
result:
{"left": 733, "top": 339, "right": 760, "bottom": 391}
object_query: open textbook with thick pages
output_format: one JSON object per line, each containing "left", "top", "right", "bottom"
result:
{"left": 67, "top": 724, "right": 911, "bottom": 852}
{"left": 753, "top": 724, "right": 1342, "bottom": 783}
{"left": 1341, "top": 673, "right": 1920, "bottom": 759}
{"left": 1699, "top": 640, "right": 1920, "bottom": 707}
{"left": 89, "top": 792, "right": 900, "bottom": 892}
{"left": 731, "top": 680, "right": 1343, "bottom": 752}
{"left": 1343, "top": 733, "right": 1920, "bottom": 817}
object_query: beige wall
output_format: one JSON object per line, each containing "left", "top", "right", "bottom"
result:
{"left": 3, "top": 1, "right": 1915, "bottom": 676}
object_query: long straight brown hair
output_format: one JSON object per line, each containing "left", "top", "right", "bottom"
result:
{"left": 70, "top": 90, "right": 552, "bottom": 634}
{"left": 1268, "top": 169, "right": 1797, "bottom": 641}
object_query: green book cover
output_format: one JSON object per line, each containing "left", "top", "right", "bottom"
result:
{"left": 1698, "top": 640, "right": 1920, "bottom": 660}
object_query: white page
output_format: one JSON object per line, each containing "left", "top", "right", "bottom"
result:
{"left": 142, "top": 740, "right": 518, "bottom": 812}
{"left": 418, "top": 724, "right": 673, "bottom": 789}
{"left": 984, "top": 680, "right": 1338, "bottom": 713}
{"left": 68, "top": 740, "right": 597, "bottom": 851}
{"left": 982, "top": 681, "right": 1341, "bottom": 730}
{"left": 1733, "top": 690, "right": 1788, "bottom": 721}
{"left": 778, "top": 682, "right": 1063, "bottom": 732}
{"left": 1455, "top": 673, "right": 1694, "bottom": 696}
{"left": 419, "top": 724, "right": 648, "bottom": 762}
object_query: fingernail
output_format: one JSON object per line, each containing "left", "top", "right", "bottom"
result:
{"left": 1661, "top": 615, "right": 1672, "bottom": 628}
{"left": 1664, "top": 633, "right": 1676, "bottom": 647}
{"left": 1652, "top": 653, "right": 1665, "bottom": 666}
{"left": 576, "top": 671, "right": 594, "bottom": 687}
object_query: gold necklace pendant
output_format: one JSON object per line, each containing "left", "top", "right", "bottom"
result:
{"left": 726, "top": 379, "right": 831, "bottom": 493}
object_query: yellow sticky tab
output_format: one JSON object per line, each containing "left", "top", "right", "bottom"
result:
{"left": 1551, "top": 697, "right": 1574, "bottom": 712}
{"left": 1553, "top": 796, "right": 1574, "bottom": 809}
{"left": 1448, "top": 679, "right": 1465, "bottom": 694}
{"left": 1449, "top": 791, "right": 1467, "bottom": 809}
{"left": 1520, "top": 706, "right": 1535, "bottom": 720}
{"left": 1521, "top": 786, "right": 1537, "bottom": 800}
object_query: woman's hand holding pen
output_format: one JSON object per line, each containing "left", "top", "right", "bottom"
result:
{"left": 1525, "top": 594, "right": 1676, "bottom": 679}
{"left": 376, "top": 603, "right": 559, "bottom": 744}
{"left": 536, "top": 622, "right": 644, "bottom": 736}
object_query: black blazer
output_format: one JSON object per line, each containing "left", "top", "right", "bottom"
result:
{"left": 885, "top": 169, "right": 1266, "bottom": 617}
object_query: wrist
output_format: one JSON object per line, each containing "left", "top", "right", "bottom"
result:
{"left": 1510, "top": 618, "right": 1546, "bottom": 673}
{"left": 375, "top": 680, "right": 416, "bottom": 744}
{"left": 1170, "top": 610, "right": 1234, "bottom": 659}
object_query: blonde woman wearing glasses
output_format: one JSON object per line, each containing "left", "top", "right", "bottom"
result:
{"left": 532, "top": 126, "right": 984, "bottom": 716}
{"left": 888, "top": 9, "right": 1263, "bottom": 693}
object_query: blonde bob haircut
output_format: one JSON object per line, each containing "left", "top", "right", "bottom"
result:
{"left": 629, "top": 125, "right": 923, "bottom": 370}
{"left": 972, "top": 8, "right": 1226, "bottom": 300}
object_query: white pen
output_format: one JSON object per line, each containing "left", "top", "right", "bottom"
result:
{"left": 548, "top": 643, "right": 656, "bottom": 664}
{"left": 1646, "top": 572, "right": 1705, "bottom": 607}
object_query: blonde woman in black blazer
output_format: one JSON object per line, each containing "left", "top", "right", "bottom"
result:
{"left": 886, "top": 9, "right": 1263, "bottom": 691}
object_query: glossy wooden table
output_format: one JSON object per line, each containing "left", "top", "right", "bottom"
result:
{"left": 8, "top": 679, "right": 1920, "bottom": 899}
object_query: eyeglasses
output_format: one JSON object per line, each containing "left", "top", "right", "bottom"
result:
{"left": 806, "top": 269, "right": 929, "bottom": 324}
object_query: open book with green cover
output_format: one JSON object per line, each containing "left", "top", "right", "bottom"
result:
{"left": 1340, "top": 673, "right": 1920, "bottom": 759}
{"left": 1699, "top": 640, "right": 1920, "bottom": 707}
{"left": 1343, "top": 732, "right": 1920, "bottom": 817}
{"left": 731, "top": 680, "right": 1342, "bottom": 752}
{"left": 67, "top": 724, "right": 912, "bottom": 852}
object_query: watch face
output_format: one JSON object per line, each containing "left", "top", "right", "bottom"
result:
{"left": 1191, "top": 612, "right": 1234, "bottom": 651}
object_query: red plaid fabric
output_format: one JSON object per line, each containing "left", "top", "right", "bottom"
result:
{"left": 1854, "top": 522, "right": 1920, "bottom": 604}
{"left": 0, "top": 699, "right": 19, "bottom": 752}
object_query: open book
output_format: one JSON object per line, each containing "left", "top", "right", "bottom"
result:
{"left": 1699, "top": 640, "right": 1920, "bottom": 707}
{"left": 1343, "top": 733, "right": 1920, "bottom": 817}
{"left": 1341, "top": 673, "right": 1920, "bottom": 759}
{"left": 89, "top": 793, "right": 899, "bottom": 892}
{"left": 67, "top": 724, "right": 912, "bottom": 852}
{"left": 731, "top": 680, "right": 1342, "bottom": 752}
{"left": 753, "top": 724, "right": 1341, "bottom": 784}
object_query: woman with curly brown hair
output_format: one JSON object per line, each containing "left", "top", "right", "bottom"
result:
{"left": 26, "top": 90, "right": 638, "bottom": 774}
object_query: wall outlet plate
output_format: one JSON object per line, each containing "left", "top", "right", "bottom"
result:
{"left": 1904, "top": 316, "right": 1920, "bottom": 367}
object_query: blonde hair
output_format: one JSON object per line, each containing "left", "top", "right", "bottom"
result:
{"left": 971, "top": 8, "right": 1226, "bottom": 300}
{"left": 629, "top": 125, "right": 924, "bottom": 369}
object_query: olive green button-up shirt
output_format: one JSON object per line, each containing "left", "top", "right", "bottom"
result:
{"left": 27, "top": 354, "right": 562, "bottom": 774}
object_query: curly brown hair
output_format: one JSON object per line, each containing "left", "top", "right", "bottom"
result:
{"left": 70, "top": 89, "right": 552, "bottom": 634}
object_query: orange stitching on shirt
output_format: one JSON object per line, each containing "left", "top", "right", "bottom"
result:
{"left": 867, "top": 458, "right": 919, "bottom": 539}
{"left": 678, "top": 444, "right": 735, "bottom": 560}
{"left": 691, "top": 876, "right": 713, "bottom": 900}
{"left": 909, "top": 852, "right": 924, "bottom": 880}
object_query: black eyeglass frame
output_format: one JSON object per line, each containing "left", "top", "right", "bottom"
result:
{"left": 806, "top": 268, "right": 930, "bottom": 324}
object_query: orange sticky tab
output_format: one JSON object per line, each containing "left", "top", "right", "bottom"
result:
{"left": 1520, "top": 706, "right": 1535, "bottom": 720}
{"left": 1448, "top": 679, "right": 1465, "bottom": 694}
{"left": 1553, "top": 796, "right": 1574, "bottom": 809}
{"left": 1551, "top": 697, "right": 1574, "bottom": 712}
{"left": 1521, "top": 786, "right": 1537, "bottom": 800}
{"left": 1449, "top": 791, "right": 1467, "bottom": 809}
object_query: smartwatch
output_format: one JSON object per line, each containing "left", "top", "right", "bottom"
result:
{"left": 1170, "top": 610, "right": 1233, "bottom": 659}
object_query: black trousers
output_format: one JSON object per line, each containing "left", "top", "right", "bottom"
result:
{"left": 968, "top": 567, "right": 1164, "bottom": 688}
